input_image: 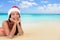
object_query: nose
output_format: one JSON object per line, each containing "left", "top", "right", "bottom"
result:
{"left": 14, "top": 15, "right": 18, "bottom": 18}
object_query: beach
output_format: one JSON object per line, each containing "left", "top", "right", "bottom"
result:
{"left": 0, "top": 14, "right": 60, "bottom": 40}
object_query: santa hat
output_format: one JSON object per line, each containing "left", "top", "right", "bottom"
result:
{"left": 8, "top": 6, "right": 20, "bottom": 16}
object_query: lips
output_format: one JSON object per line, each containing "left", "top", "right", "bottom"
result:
{"left": 13, "top": 18, "right": 18, "bottom": 20}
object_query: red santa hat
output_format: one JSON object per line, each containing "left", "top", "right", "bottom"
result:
{"left": 8, "top": 6, "right": 20, "bottom": 16}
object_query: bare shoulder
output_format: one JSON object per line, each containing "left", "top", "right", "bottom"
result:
{"left": 2, "top": 21, "right": 8, "bottom": 27}
{"left": 2, "top": 21, "right": 7, "bottom": 25}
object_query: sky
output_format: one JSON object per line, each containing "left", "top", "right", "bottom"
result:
{"left": 0, "top": 0, "right": 60, "bottom": 14}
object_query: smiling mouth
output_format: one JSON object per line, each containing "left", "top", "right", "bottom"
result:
{"left": 13, "top": 18, "right": 18, "bottom": 20}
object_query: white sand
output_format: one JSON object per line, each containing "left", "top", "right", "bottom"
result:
{"left": 0, "top": 20, "right": 60, "bottom": 40}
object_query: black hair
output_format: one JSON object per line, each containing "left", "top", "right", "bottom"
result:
{"left": 8, "top": 13, "right": 20, "bottom": 22}
{"left": 8, "top": 13, "right": 21, "bottom": 35}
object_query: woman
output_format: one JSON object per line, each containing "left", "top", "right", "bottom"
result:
{"left": 0, "top": 6, "right": 23, "bottom": 38}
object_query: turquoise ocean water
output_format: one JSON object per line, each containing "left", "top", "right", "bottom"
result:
{"left": 0, "top": 13, "right": 60, "bottom": 26}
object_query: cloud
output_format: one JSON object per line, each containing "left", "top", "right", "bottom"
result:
{"left": 29, "top": 0, "right": 34, "bottom": 1}
{"left": 15, "top": 0, "right": 20, "bottom": 2}
{"left": 36, "top": 4, "right": 60, "bottom": 13}
{"left": 8, "top": 0, "right": 60, "bottom": 13}
{"left": 41, "top": 0, "right": 48, "bottom": 4}
{"left": 20, "top": 1, "right": 38, "bottom": 8}
{"left": 8, "top": 0, "right": 37, "bottom": 8}
{"left": 8, "top": 0, "right": 20, "bottom": 3}
{"left": 8, "top": 0, "right": 16, "bottom": 3}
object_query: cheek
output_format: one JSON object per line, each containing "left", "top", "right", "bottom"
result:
{"left": 11, "top": 16, "right": 16, "bottom": 20}
{"left": 11, "top": 15, "right": 15, "bottom": 18}
{"left": 16, "top": 15, "right": 20, "bottom": 18}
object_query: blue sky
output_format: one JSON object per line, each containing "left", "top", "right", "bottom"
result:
{"left": 0, "top": 0, "right": 60, "bottom": 14}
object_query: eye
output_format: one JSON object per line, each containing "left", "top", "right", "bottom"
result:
{"left": 16, "top": 13, "right": 19, "bottom": 15}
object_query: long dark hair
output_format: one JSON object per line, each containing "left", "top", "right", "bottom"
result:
{"left": 8, "top": 13, "right": 21, "bottom": 35}
{"left": 8, "top": 12, "right": 20, "bottom": 22}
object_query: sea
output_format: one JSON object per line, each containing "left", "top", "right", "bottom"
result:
{"left": 0, "top": 13, "right": 60, "bottom": 27}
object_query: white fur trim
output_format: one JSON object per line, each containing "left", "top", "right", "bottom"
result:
{"left": 8, "top": 8, "right": 20, "bottom": 16}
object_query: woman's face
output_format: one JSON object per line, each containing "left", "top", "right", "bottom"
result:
{"left": 10, "top": 11, "right": 20, "bottom": 20}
